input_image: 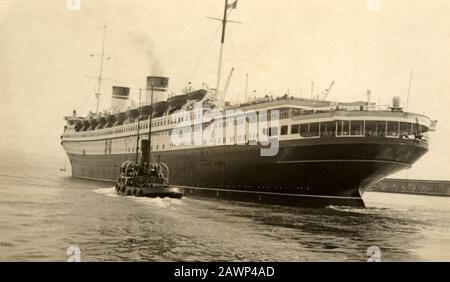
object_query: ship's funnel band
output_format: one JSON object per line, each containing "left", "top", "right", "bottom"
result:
{"left": 146, "top": 76, "right": 169, "bottom": 89}
{"left": 112, "top": 94, "right": 130, "bottom": 100}
{"left": 112, "top": 86, "right": 130, "bottom": 97}
{"left": 147, "top": 86, "right": 167, "bottom": 92}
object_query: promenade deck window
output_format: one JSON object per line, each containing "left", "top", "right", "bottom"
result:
{"left": 272, "top": 120, "right": 425, "bottom": 140}
{"left": 350, "top": 121, "right": 364, "bottom": 136}
{"left": 320, "top": 122, "right": 336, "bottom": 137}
{"left": 364, "top": 121, "right": 377, "bottom": 136}
{"left": 300, "top": 123, "right": 319, "bottom": 137}
{"left": 337, "top": 121, "right": 350, "bottom": 136}
{"left": 387, "top": 121, "right": 399, "bottom": 137}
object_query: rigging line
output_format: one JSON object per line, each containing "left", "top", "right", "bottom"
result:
{"left": 405, "top": 69, "right": 413, "bottom": 113}
{"left": 189, "top": 8, "right": 236, "bottom": 82}
{"left": 188, "top": 26, "right": 221, "bottom": 82}
{"left": 227, "top": 6, "right": 234, "bottom": 18}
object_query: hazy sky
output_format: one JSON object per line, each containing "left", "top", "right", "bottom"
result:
{"left": 0, "top": 0, "right": 449, "bottom": 180}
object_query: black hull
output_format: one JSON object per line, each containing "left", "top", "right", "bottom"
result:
{"left": 67, "top": 137, "right": 428, "bottom": 207}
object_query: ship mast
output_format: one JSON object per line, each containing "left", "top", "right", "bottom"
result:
{"left": 215, "top": 0, "right": 229, "bottom": 95}
{"left": 95, "top": 25, "right": 107, "bottom": 114}
{"left": 214, "top": 0, "right": 239, "bottom": 96}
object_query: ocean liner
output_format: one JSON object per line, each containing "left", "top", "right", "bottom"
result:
{"left": 60, "top": 1, "right": 436, "bottom": 207}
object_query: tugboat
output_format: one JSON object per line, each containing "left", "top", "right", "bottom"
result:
{"left": 115, "top": 160, "right": 183, "bottom": 198}
{"left": 115, "top": 87, "right": 184, "bottom": 198}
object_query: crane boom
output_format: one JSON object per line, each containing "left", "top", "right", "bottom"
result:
{"left": 313, "top": 81, "right": 335, "bottom": 100}
{"left": 321, "top": 81, "right": 335, "bottom": 100}
{"left": 219, "top": 67, "right": 235, "bottom": 106}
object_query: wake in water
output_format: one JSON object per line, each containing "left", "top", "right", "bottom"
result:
{"left": 93, "top": 187, "right": 119, "bottom": 197}
{"left": 92, "top": 187, "right": 184, "bottom": 207}
{"left": 326, "top": 205, "right": 409, "bottom": 215}
{"left": 132, "top": 196, "right": 185, "bottom": 208}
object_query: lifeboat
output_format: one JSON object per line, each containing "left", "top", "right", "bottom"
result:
{"left": 106, "top": 114, "right": 116, "bottom": 128}
{"left": 74, "top": 120, "right": 83, "bottom": 132}
{"left": 81, "top": 119, "right": 90, "bottom": 131}
{"left": 95, "top": 116, "right": 107, "bottom": 130}
{"left": 138, "top": 105, "right": 152, "bottom": 120}
{"left": 187, "top": 89, "right": 207, "bottom": 101}
{"left": 168, "top": 94, "right": 188, "bottom": 114}
{"left": 87, "top": 118, "right": 98, "bottom": 131}
{"left": 152, "top": 101, "right": 169, "bottom": 118}
{"left": 126, "top": 108, "right": 139, "bottom": 123}
{"left": 115, "top": 112, "right": 127, "bottom": 126}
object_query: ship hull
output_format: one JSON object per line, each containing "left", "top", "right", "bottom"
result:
{"left": 66, "top": 137, "right": 428, "bottom": 207}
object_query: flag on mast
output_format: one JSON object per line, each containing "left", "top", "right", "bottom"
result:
{"left": 227, "top": 0, "right": 238, "bottom": 10}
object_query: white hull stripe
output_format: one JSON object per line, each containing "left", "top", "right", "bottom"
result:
{"left": 177, "top": 185, "right": 361, "bottom": 200}
{"left": 277, "top": 159, "right": 411, "bottom": 166}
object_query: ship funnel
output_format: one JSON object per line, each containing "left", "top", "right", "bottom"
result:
{"left": 392, "top": 96, "right": 400, "bottom": 108}
{"left": 146, "top": 76, "right": 169, "bottom": 104}
{"left": 111, "top": 86, "right": 130, "bottom": 113}
{"left": 391, "top": 96, "right": 403, "bottom": 112}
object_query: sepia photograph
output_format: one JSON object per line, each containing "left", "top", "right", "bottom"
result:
{"left": 0, "top": 0, "right": 449, "bottom": 269}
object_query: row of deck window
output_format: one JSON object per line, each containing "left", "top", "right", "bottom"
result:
{"left": 66, "top": 118, "right": 428, "bottom": 146}
{"left": 66, "top": 119, "right": 428, "bottom": 155}
{"left": 281, "top": 121, "right": 426, "bottom": 138}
